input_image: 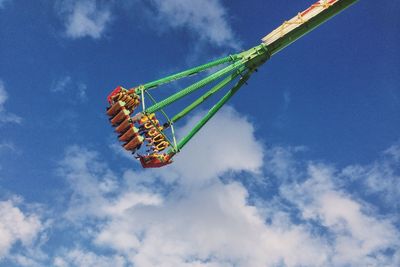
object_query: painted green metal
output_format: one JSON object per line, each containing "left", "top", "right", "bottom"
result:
{"left": 143, "top": 91, "right": 176, "bottom": 149}
{"left": 266, "top": 0, "right": 359, "bottom": 56}
{"left": 171, "top": 66, "right": 246, "bottom": 124}
{"left": 145, "top": 45, "right": 270, "bottom": 115}
{"left": 242, "top": 44, "right": 270, "bottom": 69}
{"left": 136, "top": 54, "right": 242, "bottom": 93}
{"left": 123, "top": 0, "right": 359, "bottom": 161}
{"left": 145, "top": 90, "right": 172, "bottom": 123}
{"left": 145, "top": 60, "right": 246, "bottom": 114}
{"left": 170, "top": 69, "right": 255, "bottom": 153}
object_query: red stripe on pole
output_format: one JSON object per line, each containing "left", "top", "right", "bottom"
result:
{"left": 301, "top": 0, "right": 337, "bottom": 17}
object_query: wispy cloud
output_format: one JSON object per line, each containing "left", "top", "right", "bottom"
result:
{"left": 52, "top": 107, "right": 400, "bottom": 267}
{"left": 0, "top": 80, "right": 22, "bottom": 124}
{"left": 341, "top": 142, "right": 400, "bottom": 211}
{"left": 50, "top": 76, "right": 72, "bottom": 93}
{"left": 56, "top": 0, "right": 239, "bottom": 48}
{"left": 50, "top": 76, "right": 87, "bottom": 102}
{"left": 280, "top": 163, "right": 399, "bottom": 266}
{"left": 57, "top": 0, "right": 112, "bottom": 39}
{"left": 0, "top": 142, "right": 16, "bottom": 153}
{"left": 57, "top": 145, "right": 327, "bottom": 267}
{"left": 146, "top": 0, "right": 239, "bottom": 48}
{"left": 54, "top": 248, "right": 126, "bottom": 267}
{"left": 0, "top": 0, "right": 10, "bottom": 9}
{"left": 1, "top": 106, "right": 398, "bottom": 266}
{"left": 0, "top": 197, "right": 46, "bottom": 264}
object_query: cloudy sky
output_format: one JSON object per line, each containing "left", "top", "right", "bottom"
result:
{"left": 0, "top": 0, "right": 399, "bottom": 266}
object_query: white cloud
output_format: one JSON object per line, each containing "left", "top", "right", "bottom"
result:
{"left": 54, "top": 111, "right": 328, "bottom": 266}
{"left": 58, "top": 144, "right": 330, "bottom": 266}
{"left": 108, "top": 142, "right": 138, "bottom": 162}
{"left": 263, "top": 145, "right": 307, "bottom": 181}
{"left": 341, "top": 143, "right": 400, "bottom": 211}
{"left": 51, "top": 76, "right": 72, "bottom": 93}
{"left": 0, "top": 79, "right": 22, "bottom": 124}
{"left": 168, "top": 107, "right": 263, "bottom": 184}
{"left": 77, "top": 83, "right": 87, "bottom": 101}
{"left": 280, "top": 162, "right": 400, "bottom": 267}
{"left": 57, "top": 0, "right": 238, "bottom": 46}
{"left": 58, "top": 145, "right": 121, "bottom": 221}
{"left": 0, "top": 198, "right": 45, "bottom": 260}
{"left": 51, "top": 76, "right": 88, "bottom": 102}
{"left": 59, "top": 0, "right": 112, "bottom": 39}
{"left": 385, "top": 143, "right": 400, "bottom": 161}
{"left": 149, "top": 0, "right": 238, "bottom": 48}
{"left": 0, "top": 142, "right": 16, "bottom": 153}
{"left": 93, "top": 180, "right": 330, "bottom": 267}
{"left": 110, "top": 107, "right": 263, "bottom": 185}
{"left": 53, "top": 248, "right": 126, "bottom": 267}
{"left": 55, "top": 109, "right": 400, "bottom": 267}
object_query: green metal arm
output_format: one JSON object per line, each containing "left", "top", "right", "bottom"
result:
{"left": 171, "top": 66, "right": 246, "bottom": 124}
{"left": 144, "top": 60, "right": 246, "bottom": 114}
{"left": 169, "top": 68, "right": 255, "bottom": 154}
{"left": 137, "top": 54, "right": 242, "bottom": 92}
{"left": 144, "top": 44, "right": 270, "bottom": 115}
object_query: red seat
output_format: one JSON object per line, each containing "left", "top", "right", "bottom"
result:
{"left": 139, "top": 154, "right": 173, "bottom": 168}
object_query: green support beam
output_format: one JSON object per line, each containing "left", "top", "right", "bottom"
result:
{"left": 145, "top": 45, "right": 270, "bottom": 115}
{"left": 171, "top": 66, "right": 246, "bottom": 124}
{"left": 137, "top": 54, "right": 242, "bottom": 92}
{"left": 144, "top": 59, "right": 246, "bottom": 114}
{"left": 128, "top": 0, "right": 359, "bottom": 160}
{"left": 170, "top": 68, "right": 255, "bottom": 153}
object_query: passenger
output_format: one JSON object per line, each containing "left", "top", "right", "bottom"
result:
{"left": 145, "top": 139, "right": 155, "bottom": 148}
{"left": 138, "top": 113, "right": 156, "bottom": 125}
{"left": 131, "top": 113, "right": 144, "bottom": 125}
{"left": 125, "top": 98, "right": 137, "bottom": 109}
{"left": 138, "top": 125, "right": 147, "bottom": 136}
{"left": 154, "top": 141, "right": 169, "bottom": 152}
{"left": 134, "top": 99, "right": 141, "bottom": 106}
{"left": 152, "top": 133, "right": 165, "bottom": 144}
{"left": 139, "top": 119, "right": 160, "bottom": 136}
{"left": 126, "top": 88, "right": 137, "bottom": 95}
{"left": 147, "top": 126, "right": 160, "bottom": 137}
{"left": 145, "top": 135, "right": 163, "bottom": 147}
{"left": 110, "top": 93, "right": 120, "bottom": 102}
{"left": 146, "top": 140, "right": 169, "bottom": 153}
{"left": 144, "top": 119, "right": 160, "bottom": 130}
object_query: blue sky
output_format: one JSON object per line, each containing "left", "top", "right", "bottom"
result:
{"left": 0, "top": 0, "right": 399, "bottom": 266}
